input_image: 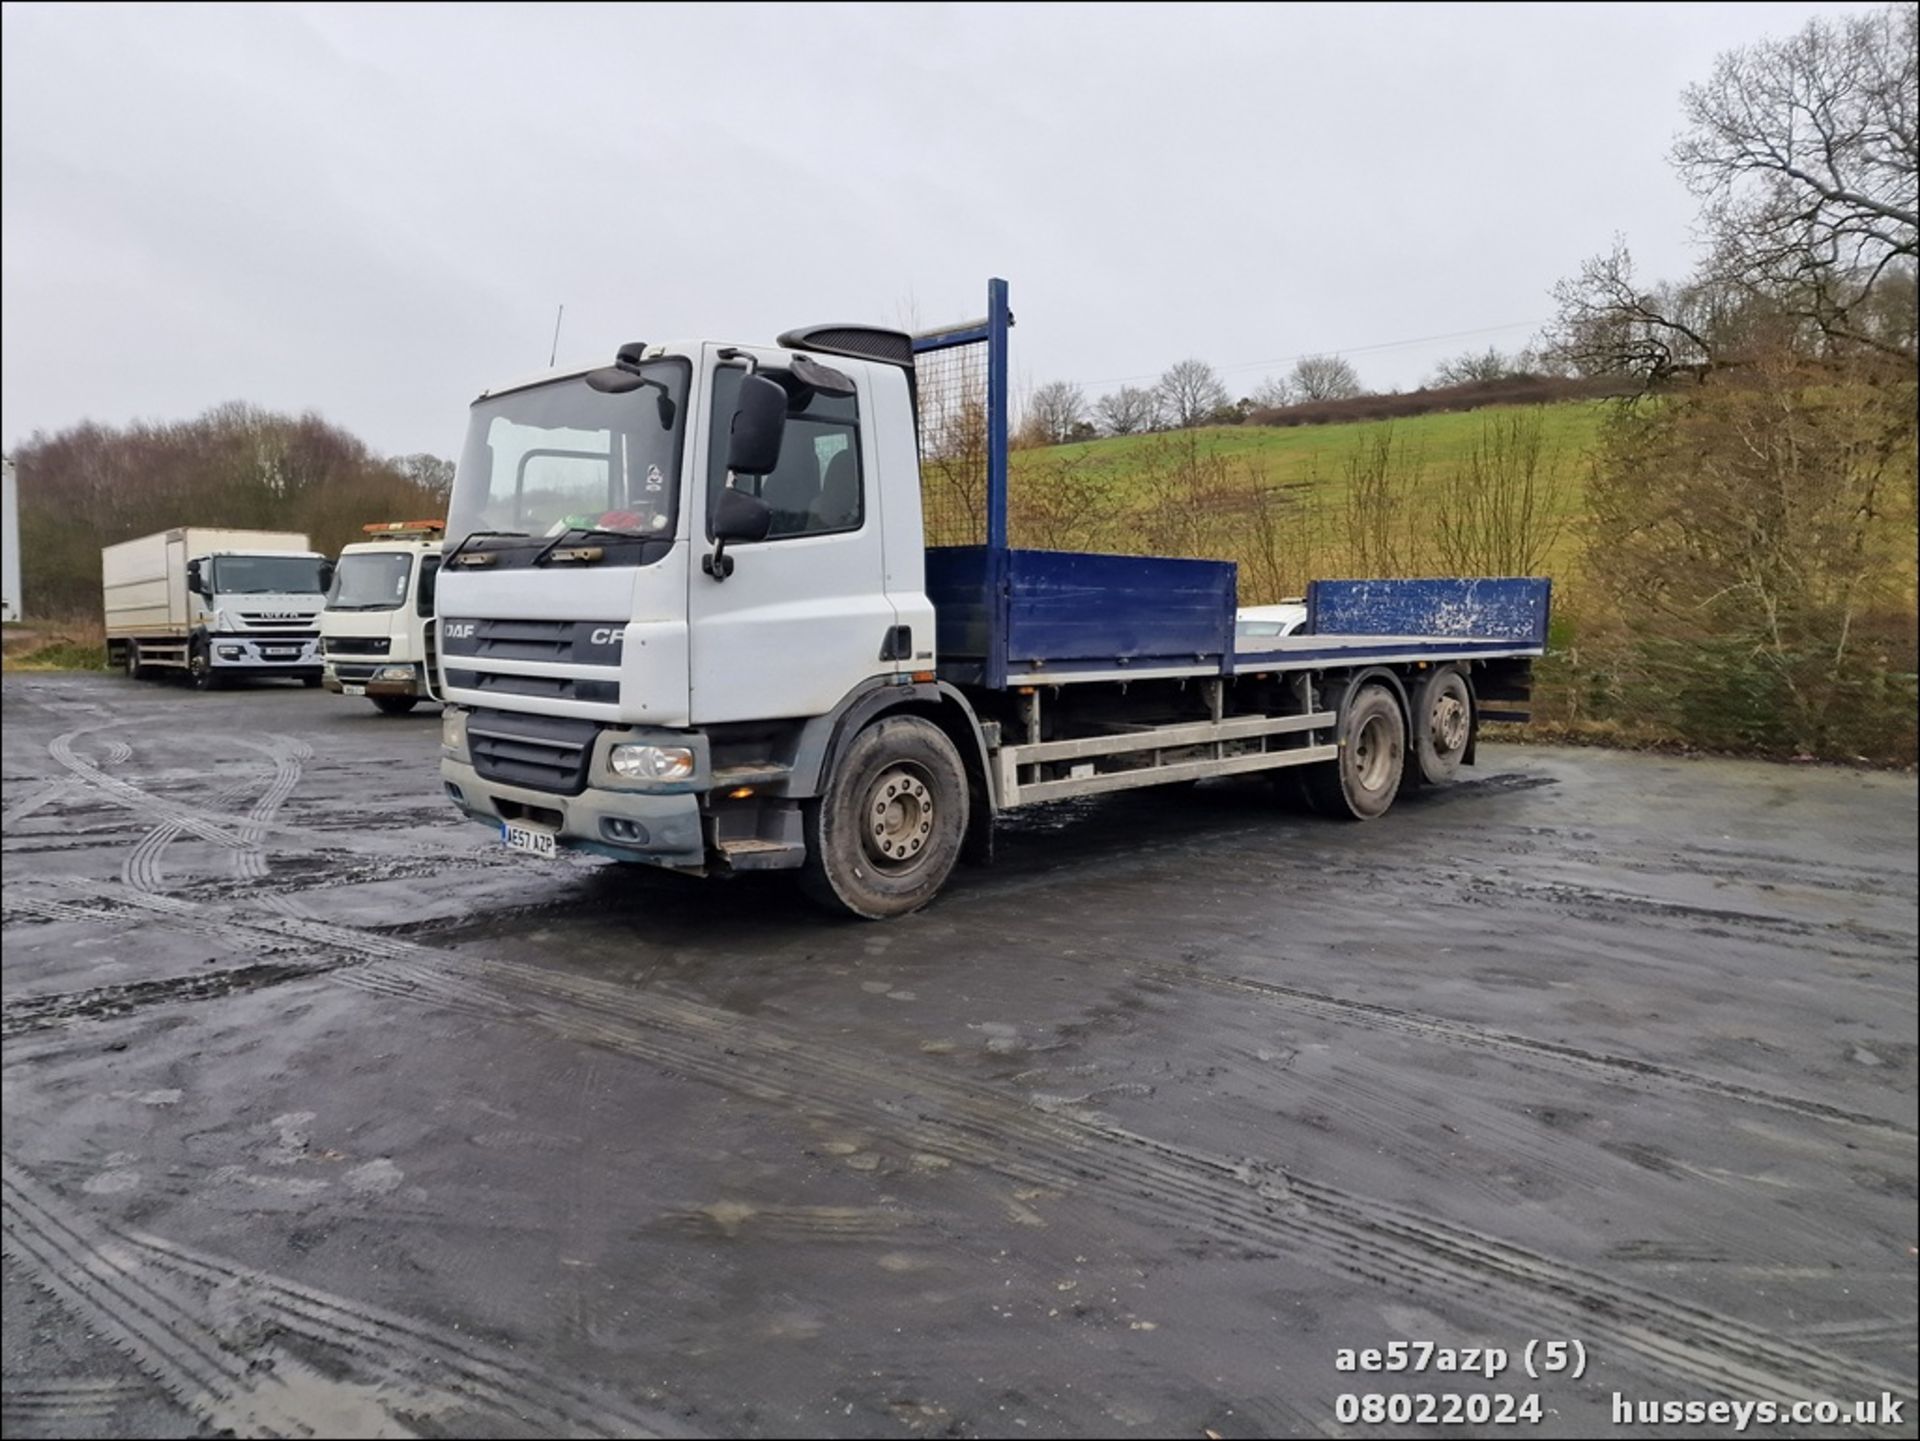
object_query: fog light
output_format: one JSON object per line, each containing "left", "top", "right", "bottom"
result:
{"left": 380, "top": 665, "right": 413, "bottom": 681}
{"left": 609, "top": 743, "right": 695, "bottom": 781}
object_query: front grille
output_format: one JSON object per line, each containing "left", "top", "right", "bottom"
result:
{"left": 439, "top": 618, "right": 625, "bottom": 667}
{"left": 238, "top": 613, "right": 320, "bottom": 634}
{"left": 323, "top": 636, "right": 391, "bottom": 656}
{"left": 467, "top": 708, "right": 600, "bottom": 795}
{"left": 444, "top": 669, "right": 618, "bottom": 704}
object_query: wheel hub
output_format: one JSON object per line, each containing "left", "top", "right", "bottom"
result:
{"left": 1432, "top": 693, "right": 1469, "bottom": 754}
{"left": 864, "top": 766, "right": 934, "bottom": 868}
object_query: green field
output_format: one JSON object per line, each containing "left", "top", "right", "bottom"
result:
{"left": 989, "top": 401, "right": 1608, "bottom": 600}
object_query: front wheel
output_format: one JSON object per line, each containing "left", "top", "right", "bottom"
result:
{"left": 1303, "top": 682, "right": 1405, "bottom": 820}
{"left": 372, "top": 694, "right": 417, "bottom": 715}
{"left": 188, "top": 642, "right": 222, "bottom": 691}
{"left": 124, "top": 643, "right": 151, "bottom": 682}
{"left": 801, "top": 715, "right": 968, "bottom": 920}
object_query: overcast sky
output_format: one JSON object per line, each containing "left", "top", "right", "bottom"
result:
{"left": 0, "top": 1, "right": 1873, "bottom": 459}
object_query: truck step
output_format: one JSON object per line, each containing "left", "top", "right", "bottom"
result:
{"left": 716, "top": 837, "right": 806, "bottom": 871}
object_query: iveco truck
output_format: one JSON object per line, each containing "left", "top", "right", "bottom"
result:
{"left": 321, "top": 520, "right": 444, "bottom": 714}
{"left": 104, "top": 528, "right": 329, "bottom": 688}
{"left": 435, "top": 279, "right": 1548, "bottom": 918}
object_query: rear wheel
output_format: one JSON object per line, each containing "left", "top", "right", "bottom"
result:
{"left": 372, "top": 694, "right": 418, "bottom": 715}
{"left": 1303, "top": 682, "right": 1404, "bottom": 820}
{"left": 801, "top": 715, "right": 968, "bottom": 919}
{"left": 1408, "top": 666, "right": 1472, "bottom": 787}
{"left": 123, "top": 642, "right": 151, "bottom": 682}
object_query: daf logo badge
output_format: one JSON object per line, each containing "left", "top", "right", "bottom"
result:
{"left": 444, "top": 623, "right": 476, "bottom": 638}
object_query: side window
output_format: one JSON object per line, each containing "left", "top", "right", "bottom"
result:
{"left": 708, "top": 366, "right": 863, "bottom": 540}
{"left": 416, "top": 554, "right": 441, "bottom": 617}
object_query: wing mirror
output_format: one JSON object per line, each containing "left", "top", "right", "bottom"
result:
{"left": 186, "top": 559, "right": 208, "bottom": 597}
{"left": 726, "top": 374, "right": 788, "bottom": 476}
{"left": 703, "top": 486, "right": 773, "bottom": 581}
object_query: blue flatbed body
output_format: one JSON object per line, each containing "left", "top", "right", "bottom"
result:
{"left": 926, "top": 546, "right": 1549, "bottom": 689}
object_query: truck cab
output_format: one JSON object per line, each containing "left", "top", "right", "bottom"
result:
{"left": 321, "top": 522, "right": 445, "bottom": 715}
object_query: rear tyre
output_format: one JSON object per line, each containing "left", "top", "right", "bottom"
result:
{"left": 124, "top": 643, "right": 151, "bottom": 682}
{"left": 801, "top": 715, "right": 968, "bottom": 920}
{"left": 1303, "top": 682, "right": 1404, "bottom": 820}
{"left": 372, "top": 694, "right": 418, "bottom": 715}
{"left": 1408, "top": 666, "right": 1472, "bottom": 787}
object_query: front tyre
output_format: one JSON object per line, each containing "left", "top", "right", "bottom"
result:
{"left": 372, "top": 694, "right": 417, "bottom": 715}
{"left": 188, "top": 640, "right": 223, "bottom": 691}
{"left": 801, "top": 715, "right": 968, "bottom": 920}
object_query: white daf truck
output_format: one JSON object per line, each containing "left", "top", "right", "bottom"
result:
{"left": 321, "top": 520, "right": 444, "bottom": 715}
{"left": 435, "top": 279, "right": 1548, "bottom": 918}
{"left": 103, "top": 528, "right": 329, "bottom": 688}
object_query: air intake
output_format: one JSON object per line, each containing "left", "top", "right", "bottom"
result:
{"left": 775, "top": 324, "right": 915, "bottom": 370}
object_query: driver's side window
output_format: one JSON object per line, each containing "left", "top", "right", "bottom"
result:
{"left": 708, "top": 367, "right": 863, "bottom": 540}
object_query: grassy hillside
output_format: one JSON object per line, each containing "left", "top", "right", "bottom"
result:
{"left": 993, "top": 401, "right": 1607, "bottom": 601}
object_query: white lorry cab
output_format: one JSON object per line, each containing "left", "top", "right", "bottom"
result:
{"left": 320, "top": 521, "right": 444, "bottom": 715}
{"left": 104, "top": 528, "right": 329, "bottom": 688}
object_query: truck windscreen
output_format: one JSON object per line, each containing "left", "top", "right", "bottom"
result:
{"left": 212, "top": 555, "right": 326, "bottom": 594}
{"left": 448, "top": 360, "right": 690, "bottom": 557}
{"left": 327, "top": 552, "right": 412, "bottom": 611}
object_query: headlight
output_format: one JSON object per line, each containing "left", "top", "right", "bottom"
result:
{"left": 441, "top": 709, "right": 467, "bottom": 754}
{"left": 217, "top": 645, "right": 243, "bottom": 659}
{"left": 609, "top": 744, "right": 695, "bottom": 781}
{"left": 380, "top": 665, "right": 414, "bottom": 681}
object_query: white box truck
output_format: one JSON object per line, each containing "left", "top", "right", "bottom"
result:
{"left": 103, "top": 528, "right": 330, "bottom": 688}
{"left": 321, "top": 520, "right": 444, "bottom": 714}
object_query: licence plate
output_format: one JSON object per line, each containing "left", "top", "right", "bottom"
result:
{"left": 266, "top": 649, "right": 298, "bottom": 659}
{"left": 343, "top": 684, "right": 366, "bottom": 696}
{"left": 501, "top": 822, "right": 557, "bottom": 859}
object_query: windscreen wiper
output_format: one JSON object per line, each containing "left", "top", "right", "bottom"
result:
{"left": 530, "top": 526, "right": 645, "bottom": 566}
{"left": 442, "top": 529, "right": 529, "bottom": 564}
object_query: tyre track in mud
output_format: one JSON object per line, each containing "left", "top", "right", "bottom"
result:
{"left": 343, "top": 946, "right": 1913, "bottom": 1409}
{"left": 2, "top": 1158, "right": 680, "bottom": 1438}
{"left": 0, "top": 1377, "right": 156, "bottom": 1426}
{"left": 8, "top": 881, "right": 1913, "bottom": 1407}
{"left": 1138, "top": 965, "right": 1915, "bottom": 1138}
{"left": 39, "top": 721, "right": 485, "bottom": 864}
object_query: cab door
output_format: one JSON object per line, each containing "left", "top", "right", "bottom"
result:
{"left": 687, "top": 350, "right": 898, "bottom": 725}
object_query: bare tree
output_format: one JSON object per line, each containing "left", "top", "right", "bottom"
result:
{"left": 1427, "top": 346, "right": 1518, "bottom": 387}
{"left": 1546, "top": 239, "right": 1727, "bottom": 380}
{"left": 1289, "top": 354, "right": 1364, "bottom": 402}
{"left": 1675, "top": 3, "right": 1918, "bottom": 356}
{"left": 1022, "top": 380, "right": 1089, "bottom": 446}
{"left": 395, "top": 453, "right": 456, "bottom": 500}
{"left": 1095, "top": 385, "right": 1159, "bottom": 435}
{"left": 1155, "top": 358, "right": 1230, "bottom": 429}
{"left": 1249, "top": 375, "right": 1293, "bottom": 409}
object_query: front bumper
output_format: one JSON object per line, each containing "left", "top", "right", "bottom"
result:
{"left": 440, "top": 756, "right": 707, "bottom": 868}
{"left": 211, "top": 636, "right": 322, "bottom": 670}
{"left": 325, "top": 660, "right": 426, "bottom": 697}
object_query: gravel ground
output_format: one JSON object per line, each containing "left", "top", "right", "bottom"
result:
{"left": 3, "top": 671, "right": 1914, "bottom": 1439}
